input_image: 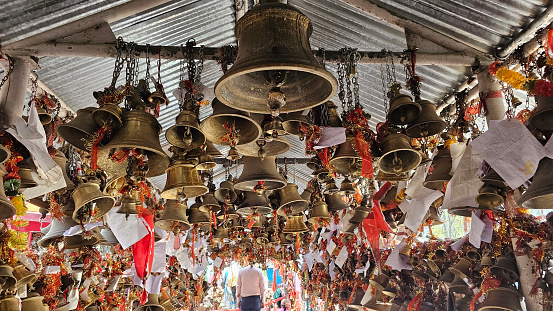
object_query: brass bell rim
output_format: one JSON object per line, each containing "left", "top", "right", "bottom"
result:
{"left": 0, "top": 145, "right": 11, "bottom": 165}
{"left": 378, "top": 149, "right": 422, "bottom": 174}
{"left": 214, "top": 186, "right": 237, "bottom": 203}
{"left": 216, "top": 212, "right": 239, "bottom": 220}
{"left": 0, "top": 198, "right": 16, "bottom": 221}
{"left": 160, "top": 185, "right": 209, "bottom": 200}
{"left": 282, "top": 118, "right": 310, "bottom": 136}
{"left": 406, "top": 120, "right": 446, "bottom": 138}
{"left": 235, "top": 137, "right": 291, "bottom": 157}
{"left": 64, "top": 234, "right": 99, "bottom": 249}
{"left": 234, "top": 179, "right": 286, "bottom": 192}
{"left": 478, "top": 287, "right": 521, "bottom": 311}
{"left": 529, "top": 96, "right": 553, "bottom": 130}
{"left": 386, "top": 94, "right": 421, "bottom": 125}
{"left": 37, "top": 107, "right": 53, "bottom": 125}
{"left": 195, "top": 160, "right": 217, "bottom": 171}
{"left": 200, "top": 113, "right": 262, "bottom": 146}
{"left": 92, "top": 103, "right": 123, "bottom": 129}
{"left": 475, "top": 192, "right": 504, "bottom": 208}
{"left": 236, "top": 206, "right": 273, "bottom": 216}
{"left": 199, "top": 205, "right": 222, "bottom": 213}
{"left": 447, "top": 206, "right": 473, "bottom": 217}
{"left": 155, "top": 219, "right": 191, "bottom": 232}
{"left": 277, "top": 200, "right": 309, "bottom": 216}
{"left": 422, "top": 179, "right": 448, "bottom": 190}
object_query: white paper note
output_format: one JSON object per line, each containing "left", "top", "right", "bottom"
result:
{"left": 360, "top": 286, "right": 373, "bottom": 305}
{"left": 327, "top": 239, "right": 337, "bottom": 255}
{"left": 313, "top": 250, "right": 324, "bottom": 264}
{"left": 469, "top": 211, "right": 485, "bottom": 248}
{"left": 335, "top": 247, "right": 348, "bottom": 268}
{"left": 151, "top": 242, "right": 167, "bottom": 273}
{"left": 384, "top": 239, "right": 412, "bottom": 271}
{"left": 44, "top": 266, "right": 60, "bottom": 274}
{"left": 403, "top": 188, "right": 443, "bottom": 231}
{"left": 145, "top": 274, "right": 164, "bottom": 294}
{"left": 481, "top": 215, "right": 494, "bottom": 243}
{"left": 451, "top": 234, "right": 469, "bottom": 251}
{"left": 329, "top": 261, "right": 336, "bottom": 281}
{"left": 449, "top": 142, "right": 467, "bottom": 175}
{"left": 304, "top": 253, "right": 314, "bottom": 272}
{"left": 107, "top": 209, "right": 149, "bottom": 249}
{"left": 214, "top": 257, "right": 223, "bottom": 268}
{"left": 314, "top": 127, "right": 346, "bottom": 149}
{"left": 405, "top": 166, "right": 428, "bottom": 199}
{"left": 106, "top": 275, "right": 122, "bottom": 292}
{"left": 67, "top": 288, "right": 79, "bottom": 309}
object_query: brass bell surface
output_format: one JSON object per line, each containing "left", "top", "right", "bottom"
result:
{"left": 256, "top": 232, "right": 269, "bottom": 244}
{"left": 53, "top": 151, "right": 75, "bottom": 191}
{"left": 214, "top": 1, "right": 337, "bottom": 114}
{"left": 57, "top": 107, "right": 99, "bottom": 151}
{"left": 378, "top": 133, "right": 421, "bottom": 174}
{"left": 205, "top": 141, "right": 224, "bottom": 158}
{"left": 36, "top": 107, "right": 53, "bottom": 125}
{"left": 427, "top": 205, "right": 443, "bottom": 225}
{"left": 161, "top": 159, "right": 208, "bottom": 200}
{"left": 196, "top": 152, "right": 216, "bottom": 171}
{"left": 155, "top": 200, "right": 191, "bottom": 232}
{"left": 21, "top": 295, "right": 48, "bottom": 311}
{"left": 235, "top": 156, "right": 287, "bottom": 191}
{"left": 64, "top": 233, "right": 99, "bottom": 249}
{"left": 200, "top": 98, "right": 261, "bottom": 146}
{"left": 282, "top": 111, "right": 311, "bottom": 137}
{"left": 529, "top": 95, "right": 553, "bottom": 131}
{"left": 449, "top": 277, "right": 472, "bottom": 296}
{"left": 282, "top": 215, "right": 309, "bottom": 233}
{"left": 0, "top": 295, "right": 19, "bottom": 310}
{"left": 300, "top": 186, "right": 314, "bottom": 201}
{"left": 374, "top": 169, "right": 409, "bottom": 182}
{"left": 490, "top": 255, "right": 519, "bottom": 281}
{"left": 17, "top": 163, "right": 38, "bottom": 189}
{"left": 449, "top": 258, "right": 472, "bottom": 278}
{"left": 325, "top": 193, "right": 349, "bottom": 212}
{"left": 478, "top": 287, "right": 522, "bottom": 311}
{"left": 236, "top": 137, "right": 291, "bottom": 158}
{"left": 238, "top": 191, "right": 272, "bottom": 215}
{"left": 148, "top": 90, "right": 167, "bottom": 107}
{"left": 116, "top": 191, "right": 139, "bottom": 216}
{"left": 327, "top": 101, "right": 343, "bottom": 127}
{"left": 277, "top": 183, "right": 309, "bottom": 216}
{"left": 323, "top": 178, "right": 339, "bottom": 193}
{"left": 387, "top": 93, "right": 421, "bottom": 125}
{"left": 0, "top": 145, "right": 10, "bottom": 165}
{"left": 329, "top": 136, "right": 361, "bottom": 175}
{"left": 218, "top": 205, "right": 240, "bottom": 220}
{"left": 447, "top": 206, "right": 473, "bottom": 217}
{"left": 92, "top": 102, "right": 123, "bottom": 130}
{"left": 166, "top": 110, "right": 206, "bottom": 150}
{"left": 99, "top": 110, "right": 170, "bottom": 177}
{"left": 135, "top": 294, "right": 165, "bottom": 311}
{"left": 38, "top": 216, "right": 78, "bottom": 248}
{"left": 339, "top": 177, "right": 356, "bottom": 194}
{"left": 405, "top": 99, "right": 445, "bottom": 138}
{"left": 103, "top": 175, "right": 125, "bottom": 196}
{"left": 187, "top": 204, "right": 211, "bottom": 225}
{"left": 349, "top": 202, "right": 370, "bottom": 225}
{"left": 199, "top": 193, "right": 221, "bottom": 213}
{"left": 71, "top": 179, "right": 115, "bottom": 223}
{"left": 215, "top": 180, "right": 237, "bottom": 203}
{"left": 0, "top": 265, "right": 16, "bottom": 290}
{"left": 517, "top": 157, "right": 553, "bottom": 209}
{"left": 261, "top": 116, "right": 287, "bottom": 137}
{"left": 423, "top": 148, "right": 452, "bottom": 190}
{"left": 13, "top": 264, "right": 37, "bottom": 289}
{"left": 481, "top": 168, "right": 507, "bottom": 188}
{"left": 475, "top": 186, "right": 504, "bottom": 209}
{"left": 227, "top": 146, "right": 241, "bottom": 161}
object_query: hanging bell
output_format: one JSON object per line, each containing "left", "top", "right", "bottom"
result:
{"left": 475, "top": 186, "right": 504, "bottom": 209}
{"left": 481, "top": 168, "right": 507, "bottom": 188}
{"left": 36, "top": 107, "right": 53, "bottom": 125}
{"left": 517, "top": 157, "right": 553, "bottom": 209}
{"left": 161, "top": 157, "right": 208, "bottom": 201}
{"left": 277, "top": 183, "right": 309, "bottom": 216}
{"left": 98, "top": 109, "right": 170, "bottom": 177}
{"left": 135, "top": 294, "right": 165, "bottom": 311}
{"left": 347, "top": 287, "right": 366, "bottom": 308}
{"left": 478, "top": 287, "right": 522, "bottom": 311}
{"left": 415, "top": 147, "right": 432, "bottom": 167}
{"left": 155, "top": 200, "right": 191, "bottom": 233}
{"left": 236, "top": 137, "right": 291, "bottom": 158}
{"left": 166, "top": 110, "right": 206, "bottom": 150}
{"left": 308, "top": 200, "right": 330, "bottom": 223}
{"left": 256, "top": 232, "right": 269, "bottom": 244}
{"left": 0, "top": 170, "right": 16, "bottom": 220}
{"left": 92, "top": 102, "right": 123, "bottom": 130}
{"left": 64, "top": 233, "right": 99, "bottom": 249}
{"left": 323, "top": 177, "right": 339, "bottom": 193}
{"left": 215, "top": 179, "right": 237, "bottom": 203}
{"left": 196, "top": 151, "right": 216, "bottom": 171}
{"left": 213, "top": 228, "right": 230, "bottom": 243}
{"left": 529, "top": 95, "right": 553, "bottom": 131}
{"left": 427, "top": 205, "right": 443, "bottom": 225}
{"left": 214, "top": 1, "right": 337, "bottom": 114}
{"left": 226, "top": 146, "right": 241, "bottom": 161}
{"left": 282, "top": 111, "right": 311, "bottom": 139}
{"left": 0, "top": 295, "right": 19, "bottom": 310}
{"left": 261, "top": 116, "right": 287, "bottom": 138}
{"left": 490, "top": 254, "right": 519, "bottom": 281}
{"left": 449, "top": 277, "right": 473, "bottom": 296}
{"left": 13, "top": 264, "right": 37, "bottom": 289}
{"left": 57, "top": 107, "right": 100, "bottom": 151}
{"left": 199, "top": 192, "right": 221, "bottom": 213}
{"left": 387, "top": 90, "right": 421, "bottom": 125}
{"left": 327, "top": 101, "right": 343, "bottom": 127}
{"left": 235, "top": 156, "right": 287, "bottom": 191}
{"left": 325, "top": 193, "right": 349, "bottom": 212}
{"left": 116, "top": 190, "right": 140, "bottom": 216}
{"left": 0, "top": 265, "right": 16, "bottom": 291}
{"left": 228, "top": 217, "right": 244, "bottom": 229}
{"left": 17, "top": 162, "right": 38, "bottom": 189}
{"left": 21, "top": 294, "right": 48, "bottom": 311}
{"left": 38, "top": 216, "right": 78, "bottom": 248}
{"left": 187, "top": 201, "right": 211, "bottom": 225}
{"left": 249, "top": 215, "right": 265, "bottom": 228}
{"left": 378, "top": 133, "right": 421, "bottom": 174}
{"left": 405, "top": 99, "right": 446, "bottom": 138}
{"left": 449, "top": 258, "right": 472, "bottom": 278}
{"left": 0, "top": 145, "right": 10, "bottom": 165}
{"left": 339, "top": 177, "right": 356, "bottom": 194}
{"left": 147, "top": 88, "right": 167, "bottom": 108}
{"left": 52, "top": 151, "right": 75, "bottom": 191}
{"left": 282, "top": 215, "right": 309, "bottom": 233}
{"left": 72, "top": 178, "right": 115, "bottom": 223}
{"left": 237, "top": 191, "right": 272, "bottom": 215}
{"left": 300, "top": 186, "right": 314, "bottom": 201}
{"left": 205, "top": 141, "right": 224, "bottom": 159}
{"left": 218, "top": 204, "right": 239, "bottom": 220}
{"left": 447, "top": 206, "right": 473, "bottom": 217}
{"left": 349, "top": 200, "right": 370, "bottom": 225}
{"left": 329, "top": 135, "right": 361, "bottom": 175}
{"left": 423, "top": 147, "right": 452, "bottom": 190}
{"left": 374, "top": 169, "right": 409, "bottom": 182}
{"left": 201, "top": 98, "right": 261, "bottom": 146}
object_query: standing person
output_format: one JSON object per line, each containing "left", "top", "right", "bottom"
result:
{"left": 236, "top": 260, "right": 266, "bottom": 311}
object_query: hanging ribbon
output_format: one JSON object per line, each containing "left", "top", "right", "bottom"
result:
{"left": 132, "top": 209, "right": 154, "bottom": 305}
{"left": 407, "top": 292, "right": 424, "bottom": 311}
{"left": 372, "top": 182, "right": 393, "bottom": 233}
{"left": 90, "top": 124, "right": 110, "bottom": 170}
{"left": 354, "top": 131, "right": 374, "bottom": 178}
{"left": 362, "top": 215, "right": 381, "bottom": 269}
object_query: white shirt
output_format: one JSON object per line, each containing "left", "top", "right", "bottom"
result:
{"left": 236, "top": 265, "right": 266, "bottom": 301}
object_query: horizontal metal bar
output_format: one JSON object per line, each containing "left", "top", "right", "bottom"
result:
{"left": 214, "top": 157, "right": 312, "bottom": 166}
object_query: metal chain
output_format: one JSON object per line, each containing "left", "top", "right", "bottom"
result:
{"left": 145, "top": 44, "right": 151, "bottom": 89}
{"left": 390, "top": 51, "right": 397, "bottom": 82}
{"left": 320, "top": 101, "right": 329, "bottom": 126}
{"left": 179, "top": 45, "right": 186, "bottom": 85}
{"left": 195, "top": 45, "right": 204, "bottom": 88}
{"left": 337, "top": 50, "right": 347, "bottom": 112}
{"left": 186, "top": 39, "right": 197, "bottom": 84}
{"left": 111, "top": 37, "right": 125, "bottom": 88}
{"left": 352, "top": 51, "right": 360, "bottom": 108}
{"left": 380, "top": 63, "right": 389, "bottom": 113}
{"left": 319, "top": 48, "right": 326, "bottom": 69}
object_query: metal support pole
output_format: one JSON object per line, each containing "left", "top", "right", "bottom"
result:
{"left": 0, "top": 57, "right": 33, "bottom": 127}
{"left": 512, "top": 237, "right": 542, "bottom": 311}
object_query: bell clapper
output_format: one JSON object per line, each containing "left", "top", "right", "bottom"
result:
{"left": 392, "top": 152, "right": 403, "bottom": 175}
{"left": 257, "top": 139, "right": 267, "bottom": 160}
{"left": 183, "top": 126, "right": 193, "bottom": 146}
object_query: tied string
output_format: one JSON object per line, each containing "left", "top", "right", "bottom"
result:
{"left": 407, "top": 292, "right": 424, "bottom": 311}
{"left": 245, "top": 212, "right": 259, "bottom": 229}
{"left": 470, "top": 277, "right": 501, "bottom": 311}
{"left": 111, "top": 148, "right": 144, "bottom": 165}
{"left": 89, "top": 123, "right": 111, "bottom": 170}
{"left": 220, "top": 121, "right": 238, "bottom": 146}
{"left": 317, "top": 148, "right": 335, "bottom": 177}
{"left": 302, "top": 124, "right": 321, "bottom": 154}
{"left": 191, "top": 225, "right": 196, "bottom": 266}
{"left": 295, "top": 234, "right": 301, "bottom": 254}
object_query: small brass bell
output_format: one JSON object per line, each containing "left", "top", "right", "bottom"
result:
{"left": 161, "top": 156, "right": 208, "bottom": 201}
{"left": 227, "top": 146, "right": 241, "bottom": 161}
{"left": 447, "top": 206, "right": 473, "bottom": 217}
{"left": 52, "top": 151, "right": 75, "bottom": 191}
{"left": 200, "top": 98, "right": 261, "bottom": 146}
{"left": 13, "top": 264, "right": 37, "bottom": 289}
{"left": 325, "top": 193, "right": 349, "bottom": 212}
{"left": 155, "top": 200, "right": 191, "bottom": 232}
{"left": 300, "top": 186, "right": 314, "bottom": 201}
{"left": 378, "top": 133, "right": 421, "bottom": 174}
{"left": 277, "top": 183, "right": 309, "bottom": 216}
{"left": 374, "top": 169, "right": 409, "bottom": 182}
{"left": 72, "top": 178, "right": 115, "bottom": 223}
{"left": 187, "top": 201, "right": 211, "bottom": 225}
{"left": 308, "top": 200, "right": 330, "bottom": 223}
{"left": 423, "top": 147, "right": 452, "bottom": 190}
{"left": 116, "top": 190, "right": 140, "bottom": 216}
{"left": 349, "top": 199, "right": 370, "bottom": 224}
{"left": 339, "top": 177, "right": 356, "bottom": 195}
{"left": 17, "top": 162, "right": 38, "bottom": 189}
{"left": 449, "top": 258, "right": 472, "bottom": 278}
{"left": 238, "top": 191, "right": 272, "bottom": 215}
{"left": 38, "top": 216, "right": 78, "bottom": 248}
{"left": 475, "top": 186, "right": 504, "bottom": 209}
{"left": 57, "top": 107, "right": 100, "bottom": 151}
{"left": 282, "top": 111, "right": 311, "bottom": 139}
{"left": 517, "top": 157, "right": 553, "bottom": 209}
{"left": 405, "top": 99, "right": 445, "bottom": 138}
{"left": 490, "top": 254, "right": 519, "bottom": 281}
{"left": 0, "top": 145, "right": 10, "bottom": 165}
{"left": 323, "top": 178, "right": 339, "bottom": 193}
{"left": 529, "top": 95, "right": 553, "bottom": 131}
{"left": 213, "top": 228, "right": 230, "bottom": 242}
{"left": 148, "top": 89, "right": 167, "bottom": 107}
{"left": 282, "top": 215, "right": 309, "bottom": 233}
{"left": 135, "top": 294, "right": 165, "bottom": 311}
{"left": 329, "top": 135, "right": 361, "bottom": 176}
{"left": 387, "top": 87, "right": 421, "bottom": 125}
{"left": 196, "top": 151, "right": 216, "bottom": 171}
{"left": 327, "top": 101, "right": 343, "bottom": 127}
{"left": 262, "top": 116, "right": 287, "bottom": 138}
{"left": 92, "top": 102, "right": 123, "bottom": 130}
{"left": 0, "top": 265, "right": 16, "bottom": 291}
{"left": 236, "top": 137, "right": 291, "bottom": 158}
{"left": 64, "top": 233, "right": 99, "bottom": 249}
{"left": 235, "top": 156, "right": 287, "bottom": 191}
{"left": 166, "top": 110, "right": 206, "bottom": 150}
{"left": 215, "top": 179, "right": 237, "bottom": 203}
{"left": 36, "top": 107, "right": 53, "bottom": 125}
{"left": 256, "top": 232, "right": 269, "bottom": 244}
{"left": 217, "top": 205, "right": 239, "bottom": 220}
{"left": 426, "top": 205, "right": 443, "bottom": 225}
{"left": 199, "top": 193, "right": 221, "bottom": 213}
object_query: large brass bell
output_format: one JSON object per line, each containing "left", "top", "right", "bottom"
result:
{"left": 0, "top": 295, "right": 19, "bottom": 310}
{"left": 57, "top": 107, "right": 99, "bottom": 151}
{"left": 215, "top": 180, "right": 237, "bottom": 203}
{"left": 282, "top": 111, "right": 311, "bottom": 139}
{"left": 21, "top": 294, "right": 48, "bottom": 311}
{"left": 374, "top": 169, "right": 409, "bottom": 182}
{"left": 99, "top": 109, "right": 170, "bottom": 177}
{"left": 166, "top": 110, "right": 206, "bottom": 150}
{"left": 38, "top": 216, "right": 78, "bottom": 248}
{"left": 36, "top": 107, "right": 53, "bottom": 125}
{"left": 478, "top": 287, "right": 522, "bottom": 311}
{"left": 277, "top": 183, "right": 309, "bottom": 216}
{"left": 155, "top": 200, "right": 191, "bottom": 232}
{"left": 72, "top": 178, "right": 115, "bottom": 223}
{"left": 329, "top": 135, "right": 361, "bottom": 175}
{"left": 238, "top": 191, "right": 272, "bottom": 215}
{"left": 200, "top": 98, "right": 261, "bottom": 146}
{"left": 64, "top": 233, "right": 99, "bottom": 249}
{"left": 135, "top": 294, "right": 165, "bottom": 311}
{"left": 490, "top": 254, "right": 518, "bottom": 281}
{"left": 325, "top": 193, "right": 349, "bottom": 212}
{"left": 235, "top": 156, "right": 286, "bottom": 191}
{"left": 199, "top": 193, "right": 221, "bottom": 213}
{"left": 423, "top": 147, "right": 452, "bottom": 190}
{"left": 378, "top": 133, "right": 421, "bottom": 174}
{"left": 53, "top": 151, "right": 75, "bottom": 191}
{"left": 161, "top": 157, "right": 208, "bottom": 201}
{"left": 529, "top": 95, "right": 553, "bottom": 131}
{"left": 213, "top": 228, "right": 230, "bottom": 243}
{"left": 0, "top": 169, "right": 16, "bottom": 220}
{"left": 517, "top": 157, "right": 553, "bottom": 209}
{"left": 283, "top": 215, "right": 309, "bottom": 233}
{"left": 349, "top": 198, "right": 370, "bottom": 224}
{"left": 0, "top": 265, "right": 16, "bottom": 291}
{"left": 236, "top": 137, "right": 291, "bottom": 158}
{"left": 214, "top": 1, "right": 337, "bottom": 114}
{"left": 387, "top": 88, "right": 421, "bottom": 125}
{"left": 405, "top": 99, "right": 446, "bottom": 138}
{"left": 116, "top": 190, "right": 140, "bottom": 216}
{"left": 92, "top": 101, "right": 123, "bottom": 130}
{"left": 13, "top": 264, "right": 37, "bottom": 289}
{"left": 308, "top": 200, "right": 330, "bottom": 223}
{"left": 187, "top": 201, "right": 211, "bottom": 225}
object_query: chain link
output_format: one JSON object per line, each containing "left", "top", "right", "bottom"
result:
{"left": 179, "top": 45, "right": 186, "bottom": 84}
{"left": 380, "top": 63, "right": 389, "bottom": 113}
{"left": 145, "top": 44, "right": 151, "bottom": 89}
{"left": 186, "top": 39, "right": 197, "bottom": 85}
{"left": 195, "top": 45, "right": 204, "bottom": 87}
{"left": 111, "top": 37, "right": 125, "bottom": 88}
{"left": 320, "top": 101, "right": 329, "bottom": 126}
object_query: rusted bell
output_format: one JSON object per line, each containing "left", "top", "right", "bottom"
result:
{"left": 155, "top": 200, "right": 191, "bottom": 233}
{"left": 282, "top": 111, "right": 311, "bottom": 139}
{"left": 18, "top": 162, "right": 38, "bottom": 189}
{"left": 38, "top": 216, "right": 78, "bottom": 248}
{"left": 235, "top": 156, "right": 286, "bottom": 191}
{"left": 215, "top": 180, "right": 237, "bottom": 203}
{"left": 405, "top": 99, "right": 445, "bottom": 138}
{"left": 308, "top": 200, "right": 330, "bottom": 223}
{"left": 72, "top": 178, "right": 115, "bottom": 223}
{"left": 329, "top": 135, "right": 361, "bottom": 175}
{"left": 449, "top": 258, "right": 472, "bottom": 278}
{"left": 92, "top": 102, "right": 123, "bottom": 130}
{"left": 161, "top": 157, "right": 208, "bottom": 201}
{"left": 339, "top": 177, "right": 356, "bottom": 194}
{"left": 116, "top": 190, "right": 140, "bottom": 216}
{"left": 13, "top": 264, "right": 37, "bottom": 289}
{"left": 238, "top": 191, "right": 272, "bottom": 215}
{"left": 135, "top": 294, "right": 165, "bottom": 311}
{"left": 214, "top": 1, "right": 337, "bottom": 114}
{"left": 448, "top": 206, "right": 473, "bottom": 217}
{"left": 57, "top": 107, "right": 99, "bottom": 151}
{"left": 529, "top": 95, "right": 553, "bottom": 131}
{"left": 277, "top": 184, "right": 309, "bottom": 216}
{"left": 236, "top": 137, "right": 291, "bottom": 158}
{"left": 378, "top": 133, "right": 421, "bottom": 174}
{"left": 478, "top": 287, "right": 522, "bottom": 311}
{"left": 374, "top": 169, "right": 409, "bottom": 182}
{"left": 323, "top": 178, "right": 339, "bottom": 193}
{"left": 387, "top": 91, "right": 421, "bottom": 125}
{"left": 187, "top": 201, "right": 211, "bottom": 225}
{"left": 325, "top": 193, "right": 348, "bottom": 212}
{"left": 166, "top": 110, "right": 206, "bottom": 150}
{"left": 283, "top": 215, "right": 309, "bottom": 233}
{"left": 199, "top": 193, "right": 221, "bottom": 213}
{"left": 36, "top": 107, "right": 53, "bottom": 125}
{"left": 64, "top": 233, "right": 99, "bottom": 249}
{"left": 475, "top": 186, "right": 504, "bottom": 209}
{"left": 517, "top": 157, "right": 553, "bottom": 209}
{"left": 99, "top": 109, "right": 170, "bottom": 177}
{"left": 0, "top": 145, "right": 10, "bottom": 165}
{"left": 423, "top": 148, "right": 452, "bottom": 190}
{"left": 53, "top": 151, "right": 75, "bottom": 191}
{"left": 201, "top": 98, "right": 261, "bottom": 146}
{"left": 490, "top": 254, "right": 518, "bottom": 281}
